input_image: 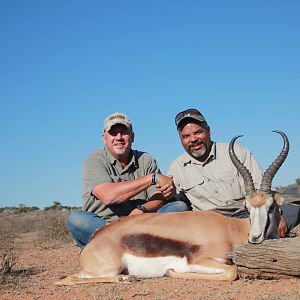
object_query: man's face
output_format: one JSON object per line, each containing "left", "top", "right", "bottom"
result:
{"left": 179, "top": 121, "right": 211, "bottom": 160}
{"left": 102, "top": 124, "right": 134, "bottom": 160}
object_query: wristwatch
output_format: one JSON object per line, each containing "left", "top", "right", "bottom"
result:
{"left": 151, "top": 173, "right": 158, "bottom": 185}
{"left": 136, "top": 204, "right": 147, "bottom": 213}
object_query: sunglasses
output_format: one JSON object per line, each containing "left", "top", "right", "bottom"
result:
{"left": 175, "top": 108, "right": 204, "bottom": 127}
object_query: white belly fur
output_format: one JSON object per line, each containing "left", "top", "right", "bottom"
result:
{"left": 122, "top": 254, "right": 224, "bottom": 278}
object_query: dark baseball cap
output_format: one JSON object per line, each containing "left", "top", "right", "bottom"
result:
{"left": 175, "top": 108, "right": 206, "bottom": 128}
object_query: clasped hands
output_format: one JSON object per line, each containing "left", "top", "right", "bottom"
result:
{"left": 156, "top": 174, "right": 176, "bottom": 200}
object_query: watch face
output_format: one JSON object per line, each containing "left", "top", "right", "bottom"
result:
{"left": 137, "top": 204, "right": 146, "bottom": 212}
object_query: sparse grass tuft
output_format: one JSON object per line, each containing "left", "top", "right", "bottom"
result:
{"left": 0, "top": 216, "right": 18, "bottom": 284}
{"left": 0, "top": 247, "right": 17, "bottom": 275}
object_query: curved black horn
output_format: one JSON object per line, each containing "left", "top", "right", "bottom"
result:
{"left": 229, "top": 135, "right": 256, "bottom": 196}
{"left": 260, "top": 130, "right": 289, "bottom": 193}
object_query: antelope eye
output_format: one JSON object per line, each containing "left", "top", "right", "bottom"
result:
{"left": 268, "top": 204, "right": 275, "bottom": 212}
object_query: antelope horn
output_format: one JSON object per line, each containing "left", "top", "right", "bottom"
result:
{"left": 229, "top": 135, "right": 255, "bottom": 196}
{"left": 260, "top": 130, "right": 289, "bottom": 193}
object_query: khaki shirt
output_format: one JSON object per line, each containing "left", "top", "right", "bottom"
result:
{"left": 82, "top": 147, "right": 159, "bottom": 221}
{"left": 168, "top": 142, "right": 263, "bottom": 215}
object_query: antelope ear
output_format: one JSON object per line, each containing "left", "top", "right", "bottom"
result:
{"left": 273, "top": 192, "right": 284, "bottom": 206}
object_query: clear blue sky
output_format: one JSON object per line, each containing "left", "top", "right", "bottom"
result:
{"left": 1, "top": 1, "right": 299, "bottom": 208}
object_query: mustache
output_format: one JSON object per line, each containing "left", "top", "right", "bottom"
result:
{"left": 190, "top": 141, "right": 203, "bottom": 147}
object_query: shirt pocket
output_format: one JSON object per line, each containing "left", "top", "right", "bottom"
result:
{"left": 180, "top": 174, "right": 205, "bottom": 191}
{"left": 206, "top": 171, "right": 243, "bottom": 200}
{"left": 215, "top": 171, "right": 237, "bottom": 184}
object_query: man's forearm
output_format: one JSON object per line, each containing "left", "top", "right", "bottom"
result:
{"left": 141, "top": 199, "right": 165, "bottom": 212}
{"left": 129, "top": 196, "right": 167, "bottom": 216}
{"left": 92, "top": 174, "right": 154, "bottom": 205}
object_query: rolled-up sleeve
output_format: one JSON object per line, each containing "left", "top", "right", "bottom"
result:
{"left": 82, "top": 151, "right": 112, "bottom": 204}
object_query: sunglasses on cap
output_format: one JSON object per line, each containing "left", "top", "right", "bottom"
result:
{"left": 175, "top": 108, "right": 205, "bottom": 127}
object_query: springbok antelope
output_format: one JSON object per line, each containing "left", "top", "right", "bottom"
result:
{"left": 55, "top": 130, "right": 289, "bottom": 285}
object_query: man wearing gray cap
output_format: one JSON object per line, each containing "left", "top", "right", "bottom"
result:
{"left": 168, "top": 108, "right": 300, "bottom": 238}
{"left": 68, "top": 112, "right": 189, "bottom": 249}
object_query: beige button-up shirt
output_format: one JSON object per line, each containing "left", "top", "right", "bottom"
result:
{"left": 168, "top": 142, "right": 263, "bottom": 214}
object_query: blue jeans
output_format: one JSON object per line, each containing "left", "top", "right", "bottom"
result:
{"left": 67, "top": 200, "right": 189, "bottom": 249}
{"left": 280, "top": 203, "right": 300, "bottom": 232}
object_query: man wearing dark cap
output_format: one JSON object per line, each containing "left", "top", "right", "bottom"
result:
{"left": 168, "top": 108, "right": 300, "bottom": 237}
{"left": 68, "top": 112, "right": 189, "bottom": 249}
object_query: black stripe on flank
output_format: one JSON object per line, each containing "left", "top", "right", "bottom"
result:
{"left": 121, "top": 233, "right": 200, "bottom": 262}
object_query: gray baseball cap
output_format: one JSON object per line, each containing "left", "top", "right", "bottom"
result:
{"left": 103, "top": 112, "right": 132, "bottom": 132}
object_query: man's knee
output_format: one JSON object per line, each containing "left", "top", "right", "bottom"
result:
{"left": 158, "top": 200, "right": 191, "bottom": 213}
{"left": 172, "top": 200, "right": 191, "bottom": 211}
{"left": 67, "top": 210, "right": 106, "bottom": 249}
{"left": 67, "top": 210, "right": 86, "bottom": 230}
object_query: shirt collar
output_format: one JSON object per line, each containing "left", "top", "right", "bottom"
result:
{"left": 181, "top": 141, "right": 216, "bottom": 167}
{"left": 131, "top": 150, "right": 140, "bottom": 168}
{"left": 104, "top": 146, "right": 138, "bottom": 169}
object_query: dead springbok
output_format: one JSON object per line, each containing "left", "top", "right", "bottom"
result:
{"left": 55, "top": 130, "right": 289, "bottom": 285}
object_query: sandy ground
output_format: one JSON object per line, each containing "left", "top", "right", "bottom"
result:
{"left": 1, "top": 230, "right": 300, "bottom": 300}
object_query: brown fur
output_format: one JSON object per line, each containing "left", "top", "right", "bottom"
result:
{"left": 249, "top": 191, "right": 268, "bottom": 207}
{"left": 121, "top": 233, "right": 201, "bottom": 263}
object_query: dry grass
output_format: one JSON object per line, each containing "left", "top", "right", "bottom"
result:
{"left": 0, "top": 210, "right": 72, "bottom": 287}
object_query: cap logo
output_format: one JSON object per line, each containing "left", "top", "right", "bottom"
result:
{"left": 108, "top": 114, "right": 126, "bottom": 121}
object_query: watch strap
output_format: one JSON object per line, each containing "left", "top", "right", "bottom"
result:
{"left": 151, "top": 173, "right": 158, "bottom": 185}
{"left": 136, "top": 204, "right": 147, "bottom": 213}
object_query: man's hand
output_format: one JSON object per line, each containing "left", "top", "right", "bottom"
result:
{"left": 156, "top": 175, "right": 176, "bottom": 200}
{"left": 278, "top": 215, "right": 288, "bottom": 238}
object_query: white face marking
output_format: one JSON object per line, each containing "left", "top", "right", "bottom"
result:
{"left": 248, "top": 196, "right": 274, "bottom": 244}
{"left": 122, "top": 254, "right": 225, "bottom": 278}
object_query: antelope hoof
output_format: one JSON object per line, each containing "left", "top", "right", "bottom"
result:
{"left": 120, "top": 275, "right": 139, "bottom": 282}
{"left": 164, "top": 269, "right": 175, "bottom": 277}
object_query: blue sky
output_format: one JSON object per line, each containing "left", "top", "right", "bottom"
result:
{"left": 0, "top": 1, "right": 299, "bottom": 208}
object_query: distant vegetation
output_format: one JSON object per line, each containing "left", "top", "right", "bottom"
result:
{"left": 0, "top": 201, "right": 81, "bottom": 215}
{"left": 276, "top": 178, "right": 300, "bottom": 196}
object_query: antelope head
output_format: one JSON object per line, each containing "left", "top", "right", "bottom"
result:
{"left": 229, "top": 130, "right": 289, "bottom": 244}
